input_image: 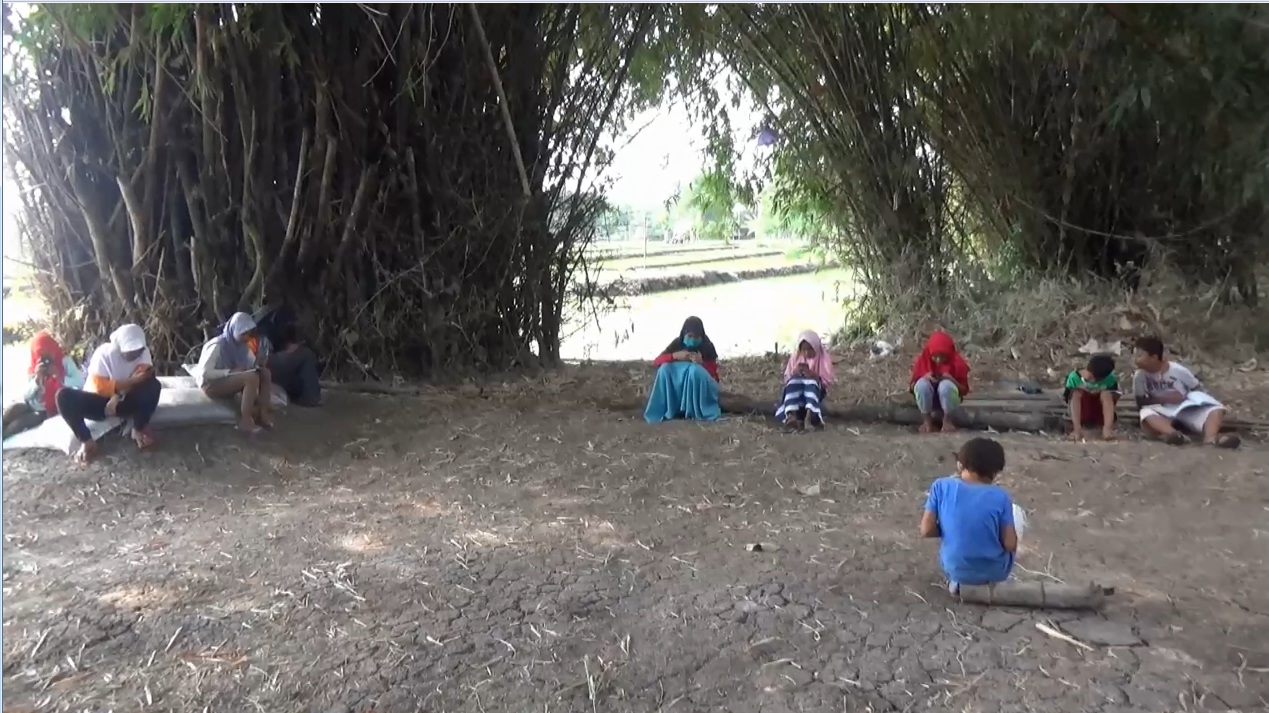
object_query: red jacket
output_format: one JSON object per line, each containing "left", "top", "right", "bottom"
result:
{"left": 653, "top": 352, "right": 719, "bottom": 382}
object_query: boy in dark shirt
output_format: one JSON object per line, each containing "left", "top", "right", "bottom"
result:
{"left": 920, "top": 438, "right": 1019, "bottom": 595}
{"left": 1063, "top": 354, "right": 1120, "bottom": 441}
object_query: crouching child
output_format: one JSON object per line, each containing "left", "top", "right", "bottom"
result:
{"left": 919, "top": 438, "right": 1018, "bottom": 595}
{"left": 1064, "top": 354, "right": 1120, "bottom": 441}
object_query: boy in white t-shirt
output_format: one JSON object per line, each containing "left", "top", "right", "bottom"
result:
{"left": 1130, "top": 336, "right": 1239, "bottom": 449}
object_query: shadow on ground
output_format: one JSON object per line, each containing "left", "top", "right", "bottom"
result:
{"left": 3, "top": 386, "right": 1268, "bottom": 712}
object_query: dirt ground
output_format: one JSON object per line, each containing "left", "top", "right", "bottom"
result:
{"left": 3, "top": 365, "right": 1269, "bottom": 713}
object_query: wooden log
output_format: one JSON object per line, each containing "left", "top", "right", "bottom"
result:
{"left": 318, "top": 380, "right": 1267, "bottom": 433}
{"left": 719, "top": 393, "right": 1054, "bottom": 432}
{"left": 957, "top": 581, "right": 1112, "bottom": 610}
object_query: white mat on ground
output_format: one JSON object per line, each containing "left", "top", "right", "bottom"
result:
{"left": 2, "top": 376, "right": 289, "bottom": 454}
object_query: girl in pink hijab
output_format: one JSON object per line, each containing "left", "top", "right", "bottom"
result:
{"left": 775, "top": 330, "right": 835, "bottom": 430}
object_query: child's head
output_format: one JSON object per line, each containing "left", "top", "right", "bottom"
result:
{"left": 1086, "top": 354, "right": 1116, "bottom": 381}
{"left": 1133, "top": 336, "right": 1165, "bottom": 371}
{"left": 798, "top": 340, "right": 816, "bottom": 359}
{"left": 955, "top": 437, "right": 1006, "bottom": 483}
{"left": 926, "top": 331, "right": 956, "bottom": 365}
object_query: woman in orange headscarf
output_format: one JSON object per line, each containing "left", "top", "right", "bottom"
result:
{"left": 910, "top": 331, "right": 971, "bottom": 434}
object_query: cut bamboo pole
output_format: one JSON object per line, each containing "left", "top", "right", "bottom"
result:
{"left": 957, "top": 581, "right": 1113, "bottom": 610}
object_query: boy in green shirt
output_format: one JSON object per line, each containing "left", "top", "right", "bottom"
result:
{"left": 1063, "top": 354, "right": 1120, "bottom": 441}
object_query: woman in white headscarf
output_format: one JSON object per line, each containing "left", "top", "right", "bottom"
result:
{"left": 57, "top": 323, "right": 162, "bottom": 464}
{"left": 194, "top": 312, "right": 274, "bottom": 435}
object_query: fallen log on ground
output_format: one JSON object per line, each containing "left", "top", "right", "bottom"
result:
{"left": 718, "top": 394, "right": 1054, "bottom": 431}
{"left": 957, "top": 581, "right": 1113, "bottom": 610}
{"left": 320, "top": 380, "right": 1267, "bottom": 433}
{"left": 892, "top": 390, "right": 1269, "bottom": 433}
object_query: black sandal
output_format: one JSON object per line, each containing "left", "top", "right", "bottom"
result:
{"left": 1163, "top": 432, "right": 1188, "bottom": 446}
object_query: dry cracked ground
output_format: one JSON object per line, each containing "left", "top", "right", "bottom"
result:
{"left": 3, "top": 381, "right": 1268, "bottom": 713}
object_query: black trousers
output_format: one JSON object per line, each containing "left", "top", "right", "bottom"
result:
{"left": 2, "top": 402, "right": 47, "bottom": 438}
{"left": 267, "top": 346, "right": 321, "bottom": 407}
{"left": 56, "top": 377, "right": 162, "bottom": 443}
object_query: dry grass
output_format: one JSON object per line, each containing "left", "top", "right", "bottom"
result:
{"left": 824, "top": 268, "right": 1269, "bottom": 404}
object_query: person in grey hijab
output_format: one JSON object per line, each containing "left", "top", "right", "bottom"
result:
{"left": 195, "top": 312, "right": 274, "bottom": 435}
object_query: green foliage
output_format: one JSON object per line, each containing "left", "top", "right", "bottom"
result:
{"left": 633, "top": 3, "right": 1269, "bottom": 311}
{"left": 5, "top": 3, "right": 659, "bottom": 371}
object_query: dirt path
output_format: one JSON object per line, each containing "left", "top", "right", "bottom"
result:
{"left": 3, "top": 388, "right": 1268, "bottom": 712}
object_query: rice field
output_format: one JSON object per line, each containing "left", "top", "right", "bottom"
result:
{"left": 2, "top": 243, "right": 846, "bottom": 401}
{"left": 561, "top": 268, "right": 855, "bottom": 361}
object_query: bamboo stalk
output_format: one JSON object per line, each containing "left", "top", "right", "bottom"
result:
{"left": 469, "top": 3, "right": 532, "bottom": 199}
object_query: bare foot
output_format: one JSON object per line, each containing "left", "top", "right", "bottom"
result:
{"left": 918, "top": 418, "right": 935, "bottom": 434}
{"left": 133, "top": 427, "right": 157, "bottom": 451}
{"left": 73, "top": 440, "right": 99, "bottom": 465}
{"left": 238, "top": 418, "right": 263, "bottom": 437}
{"left": 1208, "top": 434, "right": 1241, "bottom": 449}
{"left": 1068, "top": 429, "right": 1085, "bottom": 442}
{"left": 941, "top": 420, "right": 959, "bottom": 434}
{"left": 1101, "top": 429, "right": 1117, "bottom": 442}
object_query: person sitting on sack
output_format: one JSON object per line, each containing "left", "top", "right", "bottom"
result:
{"left": 1130, "top": 336, "right": 1239, "bottom": 449}
{"left": 195, "top": 312, "right": 275, "bottom": 435}
{"left": 250, "top": 304, "right": 322, "bottom": 407}
{"left": 3, "top": 331, "right": 85, "bottom": 438}
{"left": 56, "top": 324, "right": 162, "bottom": 464}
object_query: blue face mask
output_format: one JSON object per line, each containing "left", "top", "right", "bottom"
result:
{"left": 683, "top": 337, "right": 701, "bottom": 349}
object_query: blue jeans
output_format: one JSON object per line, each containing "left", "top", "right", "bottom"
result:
{"left": 914, "top": 378, "right": 960, "bottom": 415}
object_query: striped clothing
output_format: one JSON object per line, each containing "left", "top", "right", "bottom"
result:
{"left": 775, "top": 377, "right": 825, "bottom": 421}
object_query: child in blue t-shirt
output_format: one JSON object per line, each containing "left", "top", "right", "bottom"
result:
{"left": 919, "top": 437, "right": 1018, "bottom": 594}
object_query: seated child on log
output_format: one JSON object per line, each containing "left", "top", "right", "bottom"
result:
{"left": 1063, "top": 353, "right": 1120, "bottom": 441}
{"left": 919, "top": 437, "right": 1018, "bottom": 595}
{"left": 775, "top": 330, "right": 834, "bottom": 430}
{"left": 1130, "top": 336, "right": 1240, "bottom": 449}
{"left": 644, "top": 316, "right": 722, "bottom": 423}
{"left": 910, "top": 331, "right": 971, "bottom": 434}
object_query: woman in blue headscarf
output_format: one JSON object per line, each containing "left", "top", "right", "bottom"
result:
{"left": 194, "top": 312, "right": 274, "bottom": 434}
{"left": 644, "top": 316, "right": 722, "bottom": 423}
